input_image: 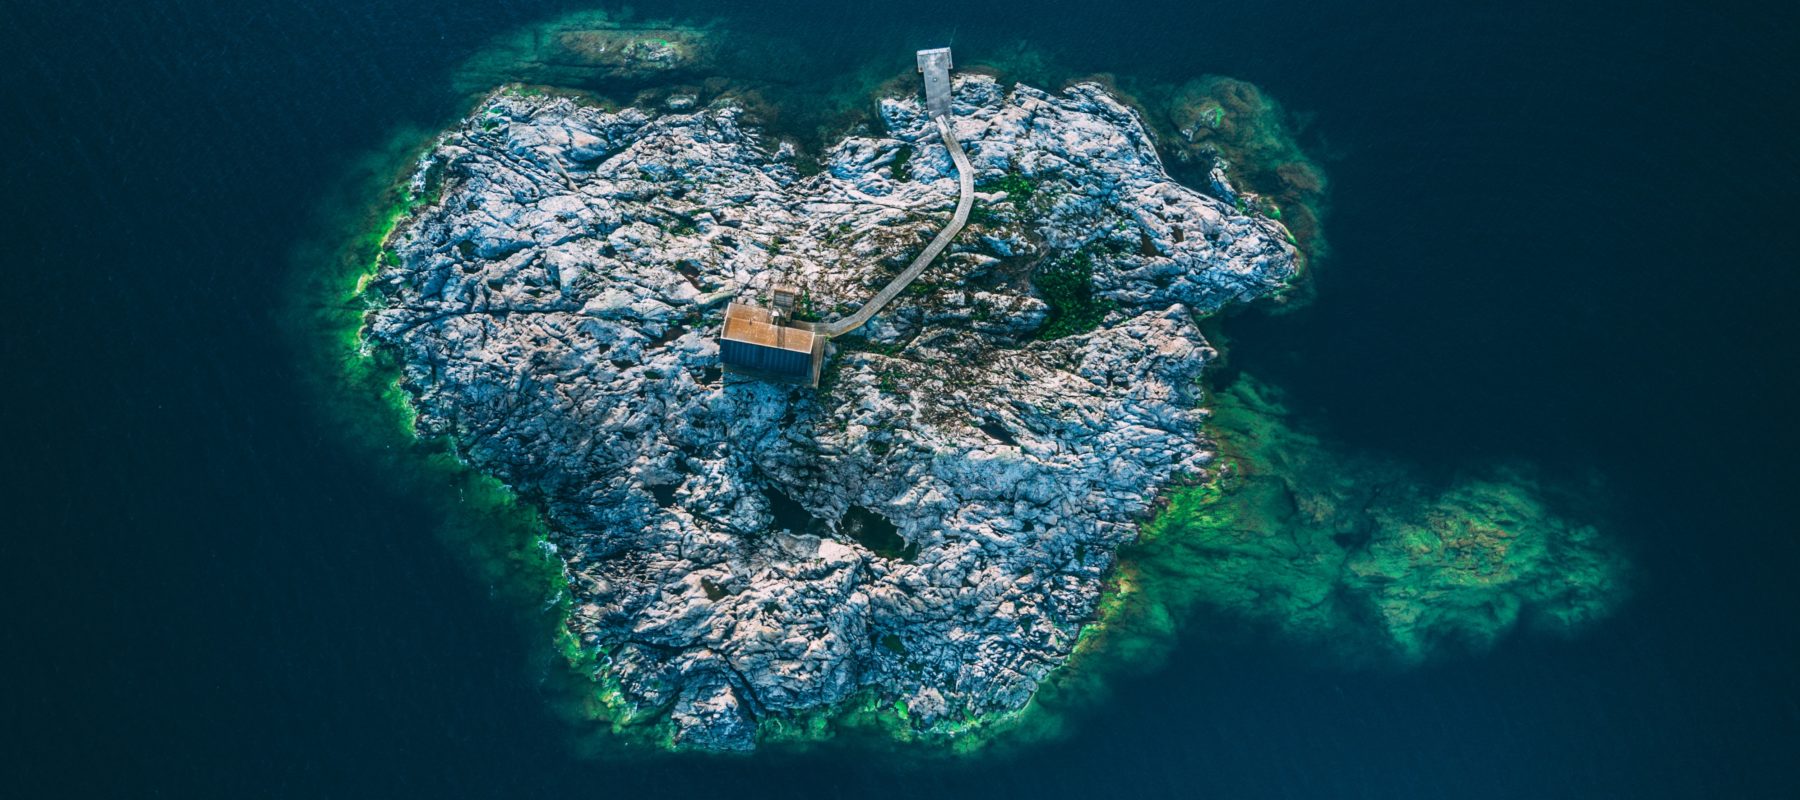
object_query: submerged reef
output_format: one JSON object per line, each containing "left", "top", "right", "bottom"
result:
{"left": 1134, "top": 376, "right": 1625, "bottom": 664}
{"left": 1162, "top": 77, "right": 1327, "bottom": 253}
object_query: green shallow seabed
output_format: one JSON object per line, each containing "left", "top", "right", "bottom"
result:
{"left": 287, "top": 9, "right": 1625, "bottom": 760}
{"left": 1115, "top": 375, "right": 1626, "bottom": 668}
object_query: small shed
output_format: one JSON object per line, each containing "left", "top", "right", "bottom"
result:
{"left": 718, "top": 301, "right": 825, "bottom": 387}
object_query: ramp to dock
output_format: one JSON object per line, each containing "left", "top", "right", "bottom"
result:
{"left": 821, "top": 48, "right": 972, "bottom": 340}
{"left": 916, "top": 47, "right": 954, "bottom": 119}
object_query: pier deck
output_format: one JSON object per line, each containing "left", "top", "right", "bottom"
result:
{"left": 916, "top": 47, "right": 954, "bottom": 119}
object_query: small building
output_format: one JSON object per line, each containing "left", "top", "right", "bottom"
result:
{"left": 718, "top": 300, "right": 825, "bottom": 387}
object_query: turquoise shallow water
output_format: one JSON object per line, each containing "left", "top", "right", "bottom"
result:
{"left": 6, "top": 0, "right": 1799, "bottom": 796}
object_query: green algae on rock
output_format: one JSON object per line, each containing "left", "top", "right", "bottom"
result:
{"left": 824, "top": 370, "right": 1630, "bottom": 755}
{"left": 452, "top": 10, "right": 718, "bottom": 96}
{"left": 281, "top": 120, "right": 575, "bottom": 612}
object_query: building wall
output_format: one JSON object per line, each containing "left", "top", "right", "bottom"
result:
{"left": 720, "top": 339, "right": 814, "bottom": 379}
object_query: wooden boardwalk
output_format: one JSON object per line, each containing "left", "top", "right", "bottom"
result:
{"left": 821, "top": 49, "right": 972, "bottom": 339}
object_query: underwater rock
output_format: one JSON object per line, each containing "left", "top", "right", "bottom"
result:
{"left": 453, "top": 11, "right": 716, "bottom": 94}
{"left": 361, "top": 75, "right": 1298, "bottom": 750}
{"left": 1162, "top": 76, "right": 1327, "bottom": 252}
{"left": 1138, "top": 376, "right": 1626, "bottom": 664}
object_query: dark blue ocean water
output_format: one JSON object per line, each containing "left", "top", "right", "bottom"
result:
{"left": 5, "top": 0, "right": 1798, "bottom": 796}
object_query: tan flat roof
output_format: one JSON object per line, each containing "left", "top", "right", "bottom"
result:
{"left": 721, "top": 302, "right": 817, "bottom": 354}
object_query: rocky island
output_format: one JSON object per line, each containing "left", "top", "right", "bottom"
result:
{"left": 339, "top": 30, "right": 1624, "bottom": 752}
{"left": 362, "top": 64, "right": 1297, "bottom": 751}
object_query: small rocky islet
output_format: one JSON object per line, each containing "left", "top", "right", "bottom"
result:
{"left": 342, "top": 21, "right": 1624, "bottom": 754}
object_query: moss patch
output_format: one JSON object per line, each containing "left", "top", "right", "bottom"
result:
{"left": 889, "top": 143, "right": 913, "bottom": 182}
{"left": 978, "top": 171, "right": 1037, "bottom": 209}
{"left": 1031, "top": 249, "right": 1117, "bottom": 340}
